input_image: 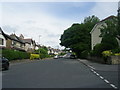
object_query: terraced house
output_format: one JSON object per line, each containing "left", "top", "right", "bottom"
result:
{"left": 0, "top": 27, "right": 37, "bottom": 52}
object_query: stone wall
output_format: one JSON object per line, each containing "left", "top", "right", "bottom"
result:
{"left": 109, "top": 56, "right": 120, "bottom": 64}
{"left": 87, "top": 56, "right": 105, "bottom": 64}
{"left": 88, "top": 56, "right": 120, "bottom": 64}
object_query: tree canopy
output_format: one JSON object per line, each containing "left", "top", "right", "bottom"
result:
{"left": 60, "top": 15, "right": 100, "bottom": 58}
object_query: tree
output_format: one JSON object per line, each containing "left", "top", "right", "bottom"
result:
{"left": 60, "top": 15, "right": 100, "bottom": 58}
{"left": 99, "top": 16, "right": 119, "bottom": 50}
{"left": 35, "top": 47, "right": 49, "bottom": 59}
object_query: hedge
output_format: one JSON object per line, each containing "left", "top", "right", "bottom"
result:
{"left": 2, "top": 48, "right": 30, "bottom": 61}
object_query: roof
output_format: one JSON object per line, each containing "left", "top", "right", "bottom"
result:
{"left": 23, "top": 39, "right": 33, "bottom": 44}
{"left": 0, "top": 27, "right": 13, "bottom": 40}
{"left": 0, "top": 27, "right": 25, "bottom": 44}
{"left": 10, "top": 34, "right": 25, "bottom": 44}
{"left": 90, "top": 15, "right": 116, "bottom": 34}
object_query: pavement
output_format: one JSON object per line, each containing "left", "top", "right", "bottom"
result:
{"left": 10, "top": 58, "right": 53, "bottom": 65}
{"left": 77, "top": 59, "right": 119, "bottom": 71}
{"left": 77, "top": 59, "right": 119, "bottom": 89}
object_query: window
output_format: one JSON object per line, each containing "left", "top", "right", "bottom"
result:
{"left": 0, "top": 38, "right": 4, "bottom": 45}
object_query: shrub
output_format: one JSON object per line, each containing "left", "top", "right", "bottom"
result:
{"left": 2, "top": 48, "right": 30, "bottom": 61}
{"left": 114, "top": 53, "right": 120, "bottom": 56}
{"left": 80, "top": 50, "right": 89, "bottom": 59}
{"left": 101, "top": 35, "right": 119, "bottom": 50}
{"left": 30, "top": 54, "right": 40, "bottom": 60}
{"left": 92, "top": 43, "right": 105, "bottom": 57}
{"left": 102, "top": 50, "right": 113, "bottom": 57}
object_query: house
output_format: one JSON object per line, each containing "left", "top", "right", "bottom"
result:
{"left": 90, "top": 16, "right": 117, "bottom": 50}
{"left": 0, "top": 28, "right": 26, "bottom": 51}
{"left": 23, "top": 39, "right": 35, "bottom": 52}
{"left": 19, "top": 34, "right": 37, "bottom": 52}
{"left": 0, "top": 28, "right": 6, "bottom": 48}
{"left": 10, "top": 34, "right": 25, "bottom": 51}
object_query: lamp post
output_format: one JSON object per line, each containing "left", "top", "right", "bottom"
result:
{"left": 39, "top": 35, "right": 41, "bottom": 59}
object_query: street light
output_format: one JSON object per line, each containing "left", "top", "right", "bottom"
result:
{"left": 39, "top": 35, "right": 41, "bottom": 59}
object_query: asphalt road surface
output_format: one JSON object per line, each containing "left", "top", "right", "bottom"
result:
{"left": 2, "top": 58, "right": 117, "bottom": 88}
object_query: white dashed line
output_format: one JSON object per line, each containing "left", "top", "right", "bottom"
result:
{"left": 110, "top": 84, "right": 118, "bottom": 89}
{"left": 78, "top": 59, "right": 118, "bottom": 89}
{"left": 104, "top": 79, "right": 110, "bottom": 84}
{"left": 90, "top": 69, "right": 118, "bottom": 89}
{"left": 88, "top": 65, "right": 95, "bottom": 69}
{"left": 93, "top": 71, "right": 97, "bottom": 74}
{"left": 100, "top": 76, "right": 104, "bottom": 79}
{"left": 96, "top": 73, "right": 100, "bottom": 76}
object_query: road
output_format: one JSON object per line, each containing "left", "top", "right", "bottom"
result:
{"left": 2, "top": 58, "right": 119, "bottom": 88}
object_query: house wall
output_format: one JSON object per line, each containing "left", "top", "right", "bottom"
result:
{"left": 0, "top": 34, "right": 6, "bottom": 47}
{"left": 6, "top": 39, "right": 12, "bottom": 48}
{"left": 25, "top": 43, "right": 31, "bottom": 51}
{"left": 91, "top": 23, "right": 102, "bottom": 50}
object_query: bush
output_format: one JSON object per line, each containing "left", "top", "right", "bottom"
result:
{"left": 30, "top": 54, "right": 40, "bottom": 60}
{"left": 92, "top": 43, "right": 105, "bottom": 57}
{"left": 101, "top": 35, "right": 119, "bottom": 50}
{"left": 35, "top": 47, "right": 50, "bottom": 59}
{"left": 2, "top": 48, "right": 30, "bottom": 61}
{"left": 102, "top": 50, "right": 113, "bottom": 57}
{"left": 111, "top": 48, "right": 120, "bottom": 53}
{"left": 80, "top": 50, "right": 89, "bottom": 59}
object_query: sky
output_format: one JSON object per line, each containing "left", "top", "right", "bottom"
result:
{"left": 0, "top": 1, "right": 119, "bottom": 49}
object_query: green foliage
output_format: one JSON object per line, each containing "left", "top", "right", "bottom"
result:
{"left": 101, "top": 35, "right": 119, "bottom": 50}
{"left": 102, "top": 50, "right": 113, "bottom": 57}
{"left": 117, "top": 12, "right": 120, "bottom": 37}
{"left": 100, "top": 16, "right": 118, "bottom": 38}
{"left": 30, "top": 54, "right": 40, "bottom": 60}
{"left": 91, "top": 16, "right": 119, "bottom": 57}
{"left": 2, "top": 48, "right": 30, "bottom": 60}
{"left": 111, "top": 48, "right": 120, "bottom": 53}
{"left": 92, "top": 43, "right": 105, "bottom": 57}
{"left": 35, "top": 47, "right": 49, "bottom": 59}
{"left": 80, "top": 50, "right": 89, "bottom": 59}
{"left": 60, "top": 15, "right": 100, "bottom": 58}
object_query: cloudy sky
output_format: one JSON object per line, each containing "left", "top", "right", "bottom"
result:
{"left": 0, "top": 0, "right": 119, "bottom": 49}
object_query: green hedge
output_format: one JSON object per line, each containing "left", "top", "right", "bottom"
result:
{"left": 2, "top": 48, "right": 30, "bottom": 61}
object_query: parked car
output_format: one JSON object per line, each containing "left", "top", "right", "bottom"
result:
{"left": 54, "top": 55, "right": 59, "bottom": 59}
{"left": 0, "top": 57, "right": 9, "bottom": 70}
{"left": 70, "top": 54, "right": 77, "bottom": 59}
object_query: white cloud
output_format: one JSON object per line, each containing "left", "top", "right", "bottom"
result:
{"left": 90, "top": 2, "right": 118, "bottom": 20}
{"left": 1, "top": 6, "right": 73, "bottom": 48}
{"left": 1, "top": 2, "right": 118, "bottom": 49}
{"left": 1, "top": 0, "right": 119, "bottom": 2}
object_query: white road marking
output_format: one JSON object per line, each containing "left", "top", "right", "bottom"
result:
{"left": 78, "top": 59, "right": 118, "bottom": 89}
{"left": 88, "top": 65, "right": 95, "bottom": 69}
{"left": 110, "top": 84, "right": 118, "bottom": 89}
{"left": 100, "top": 76, "right": 104, "bottom": 79}
{"left": 96, "top": 73, "right": 100, "bottom": 76}
{"left": 104, "top": 79, "right": 110, "bottom": 83}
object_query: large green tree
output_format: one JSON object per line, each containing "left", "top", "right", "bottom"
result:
{"left": 99, "top": 16, "right": 119, "bottom": 50}
{"left": 60, "top": 15, "right": 100, "bottom": 58}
